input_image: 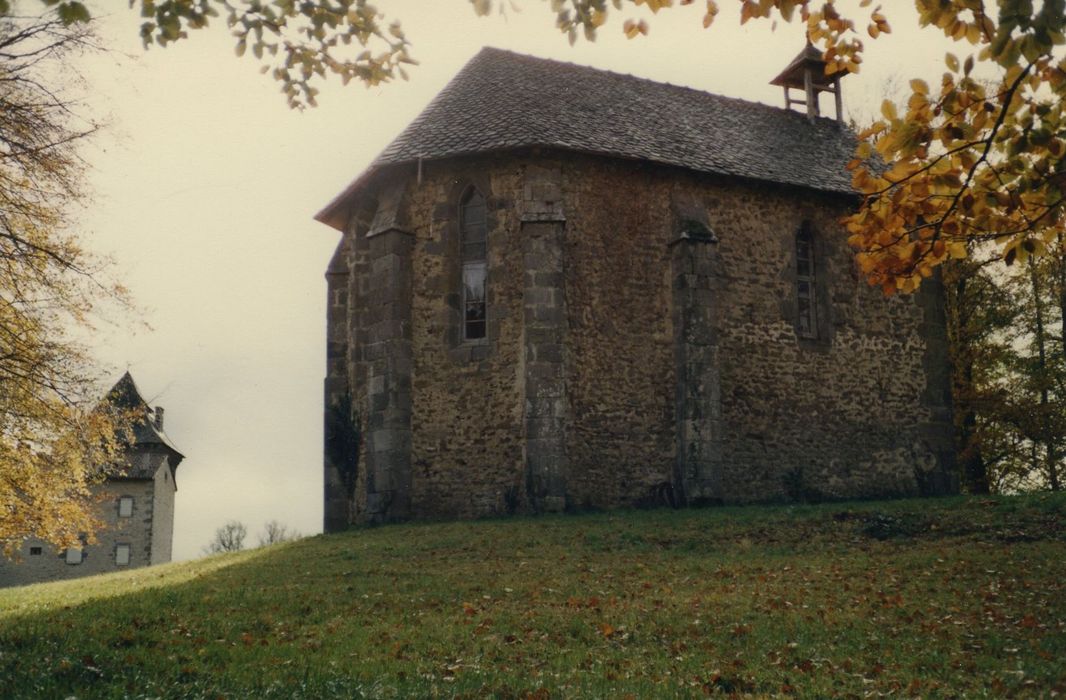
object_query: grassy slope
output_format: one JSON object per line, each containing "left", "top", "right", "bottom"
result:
{"left": 1, "top": 495, "right": 1064, "bottom": 699}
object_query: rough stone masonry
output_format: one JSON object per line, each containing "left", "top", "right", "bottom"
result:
{"left": 317, "top": 49, "right": 956, "bottom": 529}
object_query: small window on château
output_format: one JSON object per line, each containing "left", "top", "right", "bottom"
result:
{"left": 29, "top": 546, "right": 42, "bottom": 556}
{"left": 118, "top": 496, "right": 134, "bottom": 518}
{"left": 459, "top": 187, "right": 487, "bottom": 341}
{"left": 796, "top": 224, "right": 817, "bottom": 338}
{"left": 65, "top": 547, "right": 83, "bottom": 565}
{"left": 115, "top": 543, "right": 131, "bottom": 566}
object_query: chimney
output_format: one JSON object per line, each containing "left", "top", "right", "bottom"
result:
{"left": 770, "top": 40, "right": 845, "bottom": 123}
{"left": 154, "top": 406, "right": 165, "bottom": 431}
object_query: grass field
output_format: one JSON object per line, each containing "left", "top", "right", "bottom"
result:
{"left": 1, "top": 494, "right": 1064, "bottom": 698}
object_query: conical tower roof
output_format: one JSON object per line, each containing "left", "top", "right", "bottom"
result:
{"left": 106, "top": 372, "right": 184, "bottom": 468}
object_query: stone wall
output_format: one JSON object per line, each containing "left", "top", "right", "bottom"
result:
{"left": 402, "top": 164, "right": 525, "bottom": 519}
{"left": 325, "top": 150, "right": 954, "bottom": 526}
{"left": 149, "top": 454, "right": 176, "bottom": 565}
{"left": 556, "top": 154, "right": 952, "bottom": 503}
{"left": 693, "top": 172, "right": 950, "bottom": 501}
{"left": 559, "top": 159, "right": 678, "bottom": 509}
{"left": 0, "top": 470, "right": 160, "bottom": 588}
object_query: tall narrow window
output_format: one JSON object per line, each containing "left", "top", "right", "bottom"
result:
{"left": 115, "top": 543, "right": 131, "bottom": 566}
{"left": 118, "top": 496, "right": 134, "bottom": 518}
{"left": 796, "top": 224, "right": 817, "bottom": 338}
{"left": 460, "top": 188, "right": 487, "bottom": 341}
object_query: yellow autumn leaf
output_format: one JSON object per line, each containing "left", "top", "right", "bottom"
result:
{"left": 651, "top": 0, "right": 673, "bottom": 12}
{"left": 702, "top": 0, "right": 718, "bottom": 28}
{"left": 623, "top": 19, "right": 645, "bottom": 38}
{"left": 885, "top": 161, "right": 918, "bottom": 182}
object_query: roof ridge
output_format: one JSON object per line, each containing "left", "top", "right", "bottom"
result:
{"left": 470, "top": 45, "right": 844, "bottom": 128}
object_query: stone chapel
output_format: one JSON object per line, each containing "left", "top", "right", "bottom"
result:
{"left": 317, "top": 46, "right": 956, "bottom": 529}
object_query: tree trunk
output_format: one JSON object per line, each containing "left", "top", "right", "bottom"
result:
{"left": 1052, "top": 241, "right": 1066, "bottom": 491}
{"left": 951, "top": 272, "right": 990, "bottom": 493}
{"left": 1029, "top": 261, "right": 1059, "bottom": 490}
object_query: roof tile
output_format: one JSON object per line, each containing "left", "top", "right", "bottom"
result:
{"left": 317, "top": 47, "right": 859, "bottom": 228}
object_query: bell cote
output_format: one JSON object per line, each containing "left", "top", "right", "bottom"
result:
{"left": 771, "top": 40, "right": 845, "bottom": 123}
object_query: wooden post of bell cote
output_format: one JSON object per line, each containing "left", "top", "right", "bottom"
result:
{"left": 770, "top": 40, "right": 845, "bottom": 124}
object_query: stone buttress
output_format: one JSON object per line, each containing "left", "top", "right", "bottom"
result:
{"left": 520, "top": 166, "right": 569, "bottom": 512}
{"left": 323, "top": 181, "right": 417, "bottom": 529}
{"left": 361, "top": 182, "right": 416, "bottom": 522}
{"left": 670, "top": 200, "right": 724, "bottom": 504}
{"left": 323, "top": 238, "right": 352, "bottom": 532}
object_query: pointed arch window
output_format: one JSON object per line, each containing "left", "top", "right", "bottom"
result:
{"left": 796, "top": 223, "right": 817, "bottom": 338}
{"left": 460, "top": 188, "right": 487, "bottom": 341}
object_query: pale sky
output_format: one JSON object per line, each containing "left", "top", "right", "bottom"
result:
{"left": 68, "top": 1, "right": 961, "bottom": 560}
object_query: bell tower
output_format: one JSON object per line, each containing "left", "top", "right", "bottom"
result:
{"left": 770, "top": 40, "right": 845, "bottom": 123}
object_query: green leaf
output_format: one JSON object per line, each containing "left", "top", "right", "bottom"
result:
{"left": 57, "top": 1, "right": 91, "bottom": 25}
{"left": 161, "top": 16, "right": 181, "bottom": 41}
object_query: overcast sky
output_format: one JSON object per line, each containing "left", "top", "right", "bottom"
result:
{"left": 69, "top": 1, "right": 961, "bottom": 560}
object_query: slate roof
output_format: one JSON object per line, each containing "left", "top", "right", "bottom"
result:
{"left": 106, "top": 372, "right": 184, "bottom": 478}
{"left": 317, "top": 47, "right": 859, "bottom": 229}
